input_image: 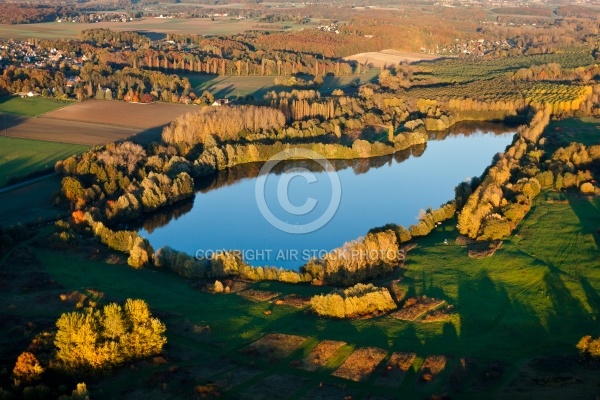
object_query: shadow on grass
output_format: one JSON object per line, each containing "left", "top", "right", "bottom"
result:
{"left": 578, "top": 276, "right": 600, "bottom": 320}
{"left": 566, "top": 193, "right": 600, "bottom": 250}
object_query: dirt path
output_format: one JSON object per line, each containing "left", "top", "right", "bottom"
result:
{"left": 0, "top": 173, "right": 54, "bottom": 194}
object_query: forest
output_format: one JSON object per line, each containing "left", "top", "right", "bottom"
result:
{"left": 0, "top": 4, "right": 73, "bottom": 24}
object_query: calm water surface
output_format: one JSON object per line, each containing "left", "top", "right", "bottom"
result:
{"left": 141, "top": 126, "right": 515, "bottom": 269}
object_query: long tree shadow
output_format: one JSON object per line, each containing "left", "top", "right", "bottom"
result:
{"left": 578, "top": 276, "right": 600, "bottom": 320}
{"left": 455, "top": 270, "right": 549, "bottom": 360}
{"left": 566, "top": 193, "right": 600, "bottom": 250}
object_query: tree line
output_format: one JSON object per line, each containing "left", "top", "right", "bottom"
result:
{"left": 457, "top": 107, "right": 551, "bottom": 241}
{"left": 455, "top": 101, "right": 599, "bottom": 242}
{"left": 78, "top": 28, "right": 357, "bottom": 77}
{"left": 301, "top": 230, "right": 401, "bottom": 286}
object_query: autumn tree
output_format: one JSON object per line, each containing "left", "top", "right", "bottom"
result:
{"left": 577, "top": 335, "right": 600, "bottom": 358}
{"left": 13, "top": 352, "right": 44, "bottom": 385}
{"left": 54, "top": 299, "right": 166, "bottom": 372}
{"left": 308, "top": 230, "right": 401, "bottom": 286}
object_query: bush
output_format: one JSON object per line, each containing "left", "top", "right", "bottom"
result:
{"left": 577, "top": 335, "right": 600, "bottom": 358}
{"left": 310, "top": 283, "right": 397, "bottom": 318}
{"left": 580, "top": 182, "right": 595, "bottom": 194}
{"left": 213, "top": 280, "right": 224, "bottom": 293}
{"left": 479, "top": 215, "right": 512, "bottom": 241}
{"left": 13, "top": 352, "right": 44, "bottom": 384}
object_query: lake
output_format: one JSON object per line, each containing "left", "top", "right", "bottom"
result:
{"left": 141, "top": 124, "right": 515, "bottom": 269}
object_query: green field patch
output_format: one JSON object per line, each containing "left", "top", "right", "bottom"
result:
{"left": 332, "top": 347, "right": 387, "bottom": 382}
{"left": 0, "top": 176, "right": 65, "bottom": 226}
{"left": 444, "top": 357, "right": 479, "bottom": 393}
{"left": 0, "top": 96, "right": 71, "bottom": 116}
{"left": 240, "top": 374, "right": 310, "bottom": 400}
{"left": 181, "top": 70, "right": 379, "bottom": 99}
{"left": 0, "top": 136, "right": 88, "bottom": 187}
{"left": 545, "top": 117, "right": 600, "bottom": 152}
{"left": 412, "top": 47, "right": 594, "bottom": 84}
{"left": 467, "top": 360, "right": 506, "bottom": 392}
{"left": 191, "top": 357, "right": 240, "bottom": 380}
{"left": 211, "top": 363, "right": 265, "bottom": 392}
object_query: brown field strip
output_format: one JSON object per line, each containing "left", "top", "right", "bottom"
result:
{"left": 3, "top": 115, "right": 143, "bottom": 146}
{"left": 241, "top": 333, "right": 307, "bottom": 362}
{"left": 274, "top": 294, "right": 311, "bottom": 308}
{"left": 332, "top": 347, "right": 387, "bottom": 382}
{"left": 374, "top": 352, "right": 417, "bottom": 387}
{"left": 41, "top": 100, "right": 194, "bottom": 130}
{"left": 344, "top": 49, "right": 442, "bottom": 68}
{"left": 1, "top": 100, "right": 196, "bottom": 146}
{"left": 390, "top": 296, "right": 446, "bottom": 321}
{"left": 238, "top": 289, "right": 281, "bottom": 302}
{"left": 297, "top": 340, "right": 346, "bottom": 371}
{"left": 0, "top": 17, "right": 268, "bottom": 40}
{"left": 420, "top": 355, "right": 448, "bottom": 383}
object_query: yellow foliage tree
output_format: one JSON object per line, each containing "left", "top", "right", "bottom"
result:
{"left": 54, "top": 299, "right": 166, "bottom": 371}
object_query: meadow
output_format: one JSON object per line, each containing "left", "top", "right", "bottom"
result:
{"left": 0, "top": 176, "right": 65, "bottom": 226}
{"left": 0, "top": 137, "right": 87, "bottom": 187}
{"left": 183, "top": 69, "right": 380, "bottom": 99}
{"left": 546, "top": 116, "right": 600, "bottom": 148}
{"left": 0, "top": 188, "right": 597, "bottom": 398}
{"left": 0, "top": 96, "right": 71, "bottom": 117}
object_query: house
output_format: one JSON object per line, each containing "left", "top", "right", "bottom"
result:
{"left": 211, "top": 99, "right": 229, "bottom": 106}
{"left": 18, "top": 91, "right": 39, "bottom": 98}
{"left": 66, "top": 76, "right": 81, "bottom": 88}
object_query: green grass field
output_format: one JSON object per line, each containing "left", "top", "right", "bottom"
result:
{"left": 183, "top": 69, "right": 380, "bottom": 99}
{"left": 0, "top": 137, "right": 88, "bottom": 187}
{"left": 546, "top": 116, "right": 600, "bottom": 149}
{"left": 1, "top": 190, "right": 597, "bottom": 398}
{"left": 0, "top": 96, "right": 71, "bottom": 117}
{"left": 0, "top": 176, "right": 66, "bottom": 226}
